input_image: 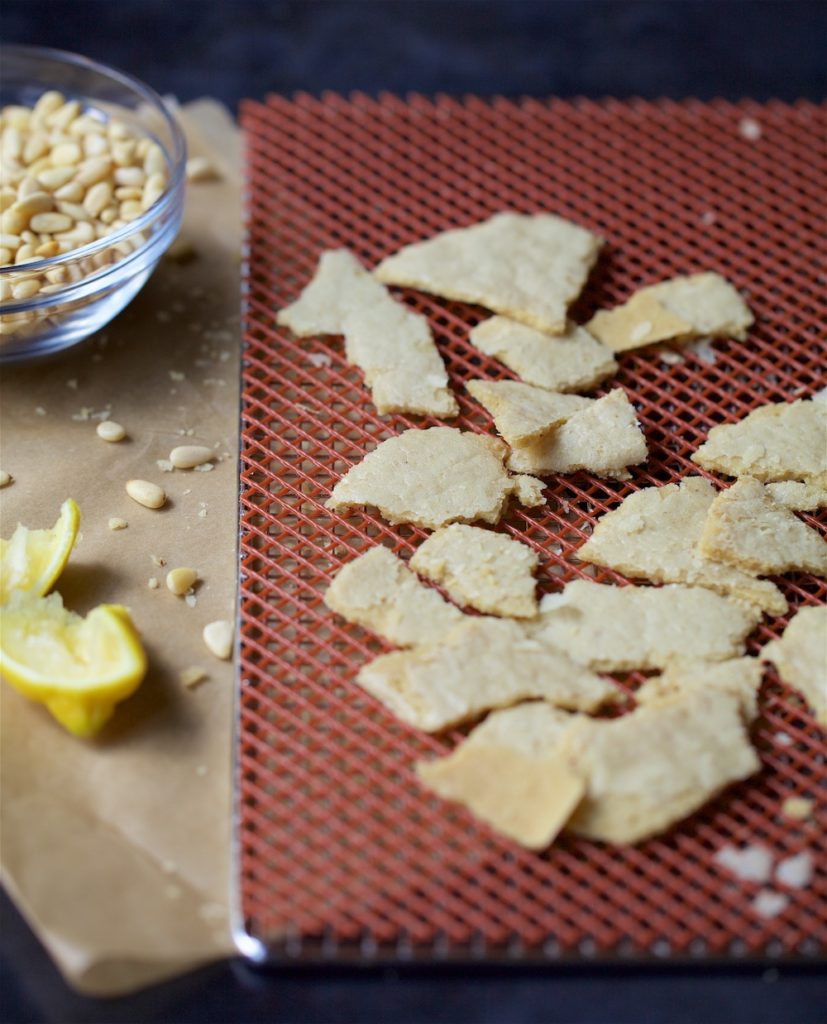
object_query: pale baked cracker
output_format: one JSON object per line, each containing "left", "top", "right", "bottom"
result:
{"left": 692, "top": 398, "right": 827, "bottom": 484}
{"left": 410, "top": 523, "right": 539, "bottom": 619}
{"left": 765, "top": 481, "right": 827, "bottom": 512}
{"left": 466, "top": 379, "right": 591, "bottom": 445}
{"left": 416, "top": 703, "right": 583, "bottom": 849}
{"left": 562, "top": 688, "right": 760, "bottom": 844}
{"left": 531, "top": 579, "right": 760, "bottom": 671}
{"left": 762, "top": 605, "right": 827, "bottom": 725}
{"left": 324, "top": 546, "right": 465, "bottom": 648}
{"left": 507, "top": 388, "right": 648, "bottom": 479}
{"left": 356, "top": 616, "right": 618, "bottom": 732}
{"left": 469, "top": 316, "right": 617, "bottom": 393}
{"left": 636, "top": 657, "right": 763, "bottom": 722}
{"left": 510, "top": 473, "right": 547, "bottom": 508}
{"left": 276, "top": 249, "right": 458, "bottom": 417}
{"left": 587, "top": 273, "right": 753, "bottom": 352}
{"left": 578, "top": 477, "right": 788, "bottom": 616}
{"left": 698, "top": 477, "right": 827, "bottom": 577}
{"left": 374, "top": 212, "right": 603, "bottom": 335}
{"left": 326, "top": 427, "right": 545, "bottom": 529}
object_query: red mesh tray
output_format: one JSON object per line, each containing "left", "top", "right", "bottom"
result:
{"left": 235, "top": 94, "right": 827, "bottom": 964}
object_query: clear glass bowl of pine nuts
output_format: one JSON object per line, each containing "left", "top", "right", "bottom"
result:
{"left": 0, "top": 45, "right": 186, "bottom": 361}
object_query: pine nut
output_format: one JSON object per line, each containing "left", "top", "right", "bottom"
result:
{"left": 83, "top": 132, "right": 108, "bottom": 157}
{"left": 166, "top": 567, "right": 198, "bottom": 596}
{"left": 0, "top": 471, "right": 12, "bottom": 488}
{"left": 126, "top": 479, "right": 166, "bottom": 509}
{"left": 114, "top": 165, "right": 145, "bottom": 187}
{"left": 186, "top": 156, "right": 219, "bottom": 182}
{"left": 169, "top": 444, "right": 214, "bottom": 469}
{"left": 54, "top": 181, "right": 86, "bottom": 203}
{"left": 22, "top": 134, "right": 50, "bottom": 165}
{"left": 75, "top": 156, "right": 112, "bottom": 187}
{"left": 96, "top": 419, "right": 126, "bottom": 442}
{"left": 30, "top": 211, "right": 72, "bottom": 233}
{"left": 36, "top": 166, "right": 76, "bottom": 191}
{"left": 83, "top": 181, "right": 112, "bottom": 217}
{"left": 1, "top": 207, "right": 27, "bottom": 234}
{"left": 56, "top": 199, "right": 92, "bottom": 221}
{"left": 15, "top": 245, "right": 37, "bottom": 263}
{"left": 50, "top": 141, "right": 82, "bottom": 166}
{"left": 143, "top": 143, "right": 167, "bottom": 176}
{"left": 32, "top": 91, "right": 64, "bottom": 120}
{"left": 0, "top": 233, "right": 21, "bottom": 249}
{"left": 202, "top": 620, "right": 233, "bottom": 661}
{"left": 11, "top": 279, "right": 40, "bottom": 300}
{"left": 114, "top": 186, "right": 143, "bottom": 201}
{"left": 17, "top": 175, "right": 41, "bottom": 199}
{"left": 0, "top": 247, "right": 11, "bottom": 265}
{"left": 35, "top": 241, "right": 60, "bottom": 258}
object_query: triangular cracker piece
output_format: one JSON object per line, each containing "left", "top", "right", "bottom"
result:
{"left": 357, "top": 617, "right": 618, "bottom": 732}
{"left": 692, "top": 398, "right": 827, "bottom": 484}
{"left": 325, "top": 546, "right": 465, "bottom": 648}
{"left": 765, "top": 481, "right": 827, "bottom": 512}
{"left": 374, "top": 212, "right": 603, "bottom": 335}
{"left": 416, "top": 703, "right": 584, "bottom": 849}
{"left": 636, "top": 657, "right": 763, "bottom": 722}
{"left": 410, "top": 523, "right": 539, "bottom": 619}
{"left": 698, "top": 478, "right": 827, "bottom": 576}
{"left": 506, "top": 388, "right": 648, "bottom": 479}
{"left": 762, "top": 606, "right": 827, "bottom": 725}
{"left": 531, "top": 580, "right": 761, "bottom": 671}
{"left": 467, "top": 379, "right": 591, "bottom": 445}
{"left": 561, "top": 689, "right": 760, "bottom": 844}
{"left": 469, "top": 316, "right": 617, "bottom": 393}
{"left": 326, "top": 427, "right": 545, "bottom": 529}
{"left": 587, "top": 273, "right": 753, "bottom": 352}
{"left": 276, "top": 250, "right": 457, "bottom": 417}
{"left": 578, "top": 477, "right": 788, "bottom": 615}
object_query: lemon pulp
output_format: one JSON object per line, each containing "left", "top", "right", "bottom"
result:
{"left": 0, "top": 498, "right": 80, "bottom": 604}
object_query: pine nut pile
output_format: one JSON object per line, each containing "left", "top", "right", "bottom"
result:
{"left": 0, "top": 90, "right": 169, "bottom": 307}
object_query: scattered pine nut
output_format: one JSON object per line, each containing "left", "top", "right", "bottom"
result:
{"left": 96, "top": 419, "right": 126, "bottom": 442}
{"left": 166, "top": 566, "right": 198, "bottom": 596}
{"left": 203, "top": 620, "right": 233, "bottom": 660}
{"left": 126, "top": 479, "right": 166, "bottom": 509}
{"left": 0, "top": 470, "right": 12, "bottom": 488}
{"left": 180, "top": 666, "right": 208, "bottom": 689}
{"left": 782, "top": 797, "right": 814, "bottom": 820}
{"left": 169, "top": 444, "right": 213, "bottom": 469}
{"left": 108, "top": 517, "right": 128, "bottom": 530}
{"left": 186, "top": 155, "right": 219, "bottom": 182}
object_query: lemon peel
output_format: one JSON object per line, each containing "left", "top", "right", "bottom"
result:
{"left": 0, "top": 498, "right": 80, "bottom": 604}
{"left": 0, "top": 593, "right": 147, "bottom": 737}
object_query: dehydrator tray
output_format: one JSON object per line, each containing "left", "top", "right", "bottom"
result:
{"left": 235, "top": 94, "right": 826, "bottom": 964}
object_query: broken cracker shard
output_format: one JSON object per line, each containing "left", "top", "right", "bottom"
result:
{"left": 326, "top": 427, "right": 545, "bottom": 530}
{"left": 276, "top": 249, "right": 457, "bottom": 417}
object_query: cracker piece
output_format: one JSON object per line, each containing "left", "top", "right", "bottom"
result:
{"left": 698, "top": 478, "right": 827, "bottom": 577}
{"left": 374, "top": 212, "right": 603, "bottom": 335}
{"left": 588, "top": 273, "right": 752, "bottom": 352}
{"left": 562, "top": 688, "right": 760, "bottom": 844}
{"left": 276, "top": 249, "right": 457, "bottom": 417}
{"left": 326, "top": 427, "right": 540, "bottom": 529}
{"left": 578, "top": 477, "right": 788, "bottom": 615}
{"left": 357, "top": 616, "right": 618, "bottom": 732}
{"left": 324, "top": 546, "right": 465, "bottom": 648}
{"left": 416, "top": 704, "right": 583, "bottom": 849}
{"left": 765, "top": 481, "right": 827, "bottom": 512}
{"left": 467, "top": 379, "right": 591, "bottom": 445}
{"left": 410, "top": 523, "right": 539, "bottom": 618}
{"left": 469, "top": 316, "right": 617, "bottom": 393}
{"left": 636, "top": 657, "right": 763, "bottom": 722}
{"left": 691, "top": 398, "right": 827, "bottom": 484}
{"left": 507, "top": 388, "right": 648, "bottom": 479}
{"left": 532, "top": 580, "right": 760, "bottom": 671}
{"left": 762, "top": 606, "right": 827, "bottom": 725}
{"left": 510, "top": 473, "right": 547, "bottom": 508}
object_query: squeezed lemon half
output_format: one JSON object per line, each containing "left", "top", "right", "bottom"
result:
{"left": 0, "top": 593, "right": 147, "bottom": 737}
{"left": 0, "top": 498, "right": 80, "bottom": 604}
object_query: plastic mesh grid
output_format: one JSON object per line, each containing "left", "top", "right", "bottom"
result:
{"left": 237, "top": 94, "right": 827, "bottom": 962}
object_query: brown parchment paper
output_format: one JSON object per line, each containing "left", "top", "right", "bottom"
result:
{"left": 0, "top": 99, "right": 241, "bottom": 997}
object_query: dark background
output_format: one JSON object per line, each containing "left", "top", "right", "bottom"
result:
{"left": 2, "top": 1, "right": 826, "bottom": 1022}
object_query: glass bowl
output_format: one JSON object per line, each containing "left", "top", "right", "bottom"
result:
{"left": 0, "top": 45, "right": 186, "bottom": 362}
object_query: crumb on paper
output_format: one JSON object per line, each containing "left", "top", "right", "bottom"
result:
{"left": 108, "top": 517, "right": 128, "bottom": 531}
{"left": 185, "top": 593, "right": 198, "bottom": 608}
{"left": 195, "top": 763, "right": 209, "bottom": 776}
{"left": 169, "top": 370, "right": 185, "bottom": 382}
{"left": 751, "top": 890, "right": 788, "bottom": 919}
{"left": 156, "top": 310, "right": 171, "bottom": 323}
{"left": 148, "top": 577, "right": 159, "bottom": 589}
{"left": 151, "top": 554, "right": 167, "bottom": 567}
{"left": 35, "top": 406, "right": 47, "bottom": 416}
{"left": 775, "top": 851, "right": 813, "bottom": 889}
{"left": 164, "top": 884, "right": 182, "bottom": 900}
{"left": 156, "top": 459, "right": 174, "bottom": 473}
{"left": 66, "top": 378, "right": 78, "bottom": 390}
{"left": 193, "top": 462, "right": 214, "bottom": 472}
{"left": 713, "top": 843, "right": 773, "bottom": 884}
{"left": 180, "top": 666, "right": 208, "bottom": 689}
